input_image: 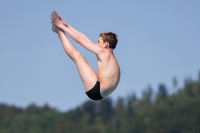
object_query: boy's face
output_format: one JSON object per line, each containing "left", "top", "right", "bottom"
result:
{"left": 97, "top": 36, "right": 108, "bottom": 48}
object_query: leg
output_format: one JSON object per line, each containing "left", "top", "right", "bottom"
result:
{"left": 53, "top": 25, "right": 98, "bottom": 91}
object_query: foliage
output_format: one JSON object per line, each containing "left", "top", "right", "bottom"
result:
{"left": 1, "top": 74, "right": 200, "bottom": 133}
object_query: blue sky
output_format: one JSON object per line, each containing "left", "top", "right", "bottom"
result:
{"left": 0, "top": 1, "right": 200, "bottom": 112}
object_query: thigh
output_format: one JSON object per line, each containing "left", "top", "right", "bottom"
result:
{"left": 74, "top": 55, "right": 98, "bottom": 92}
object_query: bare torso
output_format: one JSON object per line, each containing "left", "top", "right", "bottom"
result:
{"left": 96, "top": 50, "right": 120, "bottom": 97}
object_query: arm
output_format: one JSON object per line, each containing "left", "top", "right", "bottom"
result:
{"left": 61, "top": 25, "right": 103, "bottom": 54}
{"left": 51, "top": 11, "right": 102, "bottom": 54}
{"left": 63, "top": 22, "right": 93, "bottom": 44}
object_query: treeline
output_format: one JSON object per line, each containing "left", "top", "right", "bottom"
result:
{"left": 1, "top": 75, "right": 200, "bottom": 133}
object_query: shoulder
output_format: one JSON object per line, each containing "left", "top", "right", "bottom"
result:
{"left": 92, "top": 45, "right": 106, "bottom": 55}
{"left": 96, "top": 49, "right": 113, "bottom": 61}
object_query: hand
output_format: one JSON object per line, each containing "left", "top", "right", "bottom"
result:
{"left": 51, "top": 16, "right": 64, "bottom": 29}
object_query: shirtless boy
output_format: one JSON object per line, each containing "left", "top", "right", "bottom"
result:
{"left": 51, "top": 11, "right": 120, "bottom": 100}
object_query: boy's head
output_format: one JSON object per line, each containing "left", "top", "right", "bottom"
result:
{"left": 99, "top": 32, "right": 118, "bottom": 49}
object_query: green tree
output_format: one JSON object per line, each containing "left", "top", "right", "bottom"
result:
{"left": 99, "top": 98, "right": 113, "bottom": 122}
{"left": 24, "top": 104, "right": 41, "bottom": 114}
{"left": 82, "top": 100, "right": 97, "bottom": 117}
{"left": 115, "top": 97, "right": 124, "bottom": 116}
{"left": 141, "top": 85, "right": 153, "bottom": 106}
{"left": 156, "top": 83, "right": 168, "bottom": 102}
{"left": 198, "top": 70, "right": 200, "bottom": 82}
{"left": 173, "top": 76, "right": 178, "bottom": 90}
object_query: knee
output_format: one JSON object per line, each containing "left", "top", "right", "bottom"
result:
{"left": 72, "top": 52, "right": 84, "bottom": 62}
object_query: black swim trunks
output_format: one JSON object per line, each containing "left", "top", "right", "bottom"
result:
{"left": 86, "top": 81, "right": 103, "bottom": 100}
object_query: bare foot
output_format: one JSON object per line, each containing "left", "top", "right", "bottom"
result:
{"left": 51, "top": 11, "right": 58, "bottom": 23}
{"left": 51, "top": 11, "right": 67, "bottom": 26}
{"left": 52, "top": 24, "right": 64, "bottom": 33}
{"left": 52, "top": 24, "right": 58, "bottom": 33}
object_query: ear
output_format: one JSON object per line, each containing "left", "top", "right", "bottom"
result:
{"left": 104, "top": 41, "right": 110, "bottom": 48}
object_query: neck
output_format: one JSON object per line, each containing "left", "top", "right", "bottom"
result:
{"left": 106, "top": 48, "right": 113, "bottom": 53}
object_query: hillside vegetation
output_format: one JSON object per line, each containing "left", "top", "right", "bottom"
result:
{"left": 1, "top": 75, "right": 200, "bottom": 133}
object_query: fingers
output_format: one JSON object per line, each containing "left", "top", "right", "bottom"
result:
{"left": 51, "top": 11, "right": 64, "bottom": 22}
{"left": 51, "top": 11, "right": 65, "bottom": 29}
